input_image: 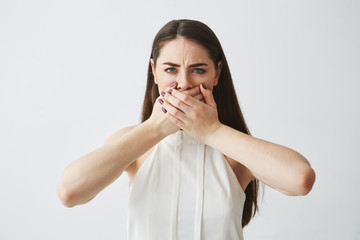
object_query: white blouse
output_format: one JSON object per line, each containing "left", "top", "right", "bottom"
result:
{"left": 127, "top": 129, "right": 246, "bottom": 240}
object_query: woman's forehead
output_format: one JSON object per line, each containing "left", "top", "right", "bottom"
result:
{"left": 157, "top": 37, "right": 212, "bottom": 65}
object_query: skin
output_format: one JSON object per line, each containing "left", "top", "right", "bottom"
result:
{"left": 151, "top": 36, "right": 221, "bottom": 94}
{"left": 150, "top": 36, "right": 222, "bottom": 140}
{"left": 56, "top": 36, "right": 315, "bottom": 208}
{"left": 151, "top": 36, "right": 316, "bottom": 196}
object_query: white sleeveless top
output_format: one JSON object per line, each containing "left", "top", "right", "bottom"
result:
{"left": 126, "top": 129, "right": 246, "bottom": 240}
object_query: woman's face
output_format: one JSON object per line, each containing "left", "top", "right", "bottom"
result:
{"left": 151, "top": 36, "right": 222, "bottom": 94}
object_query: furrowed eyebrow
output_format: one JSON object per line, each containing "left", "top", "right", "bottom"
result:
{"left": 162, "top": 62, "right": 208, "bottom": 67}
{"left": 189, "top": 63, "right": 208, "bottom": 67}
{"left": 163, "top": 62, "right": 180, "bottom": 67}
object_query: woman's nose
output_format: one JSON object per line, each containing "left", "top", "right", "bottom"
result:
{"left": 176, "top": 71, "right": 193, "bottom": 90}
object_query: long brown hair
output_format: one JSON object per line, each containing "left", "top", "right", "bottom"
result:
{"left": 140, "top": 19, "right": 262, "bottom": 228}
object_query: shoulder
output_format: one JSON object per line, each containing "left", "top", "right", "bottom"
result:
{"left": 103, "top": 124, "right": 139, "bottom": 145}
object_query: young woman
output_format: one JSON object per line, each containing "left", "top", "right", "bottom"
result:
{"left": 57, "top": 19, "right": 316, "bottom": 240}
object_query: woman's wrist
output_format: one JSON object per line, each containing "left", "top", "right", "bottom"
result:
{"left": 143, "top": 118, "right": 168, "bottom": 141}
{"left": 203, "top": 121, "right": 223, "bottom": 146}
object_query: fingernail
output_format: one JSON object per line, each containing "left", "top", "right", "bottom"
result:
{"left": 168, "top": 89, "right": 173, "bottom": 94}
{"left": 202, "top": 83, "right": 207, "bottom": 89}
{"left": 161, "top": 91, "right": 165, "bottom": 97}
{"left": 170, "top": 81, "right": 175, "bottom": 87}
{"left": 161, "top": 107, "right": 167, "bottom": 113}
{"left": 158, "top": 99, "right": 164, "bottom": 105}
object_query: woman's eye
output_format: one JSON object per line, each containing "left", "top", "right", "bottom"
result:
{"left": 194, "top": 68, "right": 205, "bottom": 74}
{"left": 165, "top": 68, "right": 176, "bottom": 73}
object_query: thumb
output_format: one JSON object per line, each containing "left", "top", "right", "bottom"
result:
{"left": 200, "top": 83, "right": 216, "bottom": 108}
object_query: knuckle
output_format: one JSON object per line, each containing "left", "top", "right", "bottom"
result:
{"left": 173, "top": 110, "right": 179, "bottom": 117}
{"left": 174, "top": 99, "right": 181, "bottom": 107}
{"left": 197, "top": 105, "right": 205, "bottom": 112}
{"left": 193, "top": 111, "right": 199, "bottom": 118}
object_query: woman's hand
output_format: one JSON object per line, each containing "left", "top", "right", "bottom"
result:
{"left": 159, "top": 83, "right": 221, "bottom": 143}
{"left": 147, "top": 82, "right": 205, "bottom": 138}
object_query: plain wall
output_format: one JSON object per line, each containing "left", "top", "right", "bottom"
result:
{"left": 1, "top": 0, "right": 359, "bottom": 239}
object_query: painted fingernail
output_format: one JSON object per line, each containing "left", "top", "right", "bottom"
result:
{"left": 202, "top": 83, "right": 207, "bottom": 89}
{"left": 170, "top": 81, "right": 175, "bottom": 87}
{"left": 158, "top": 99, "right": 164, "bottom": 105}
{"left": 161, "top": 107, "right": 167, "bottom": 113}
{"left": 168, "top": 89, "right": 173, "bottom": 94}
{"left": 161, "top": 91, "right": 165, "bottom": 97}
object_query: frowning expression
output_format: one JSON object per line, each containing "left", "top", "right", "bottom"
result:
{"left": 151, "top": 36, "right": 222, "bottom": 94}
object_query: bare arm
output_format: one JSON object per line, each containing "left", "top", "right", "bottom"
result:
{"left": 158, "top": 84, "right": 316, "bottom": 196}
{"left": 56, "top": 83, "right": 202, "bottom": 208}
{"left": 56, "top": 119, "right": 165, "bottom": 208}
{"left": 204, "top": 124, "right": 316, "bottom": 196}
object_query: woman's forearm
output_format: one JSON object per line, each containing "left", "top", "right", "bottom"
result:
{"left": 204, "top": 123, "right": 316, "bottom": 196}
{"left": 56, "top": 119, "right": 164, "bottom": 207}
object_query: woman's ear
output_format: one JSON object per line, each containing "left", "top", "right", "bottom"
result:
{"left": 150, "top": 58, "right": 158, "bottom": 84}
{"left": 213, "top": 61, "right": 222, "bottom": 86}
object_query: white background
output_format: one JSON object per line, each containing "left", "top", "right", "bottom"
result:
{"left": 1, "top": 0, "right": 359, "bottom": 239}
